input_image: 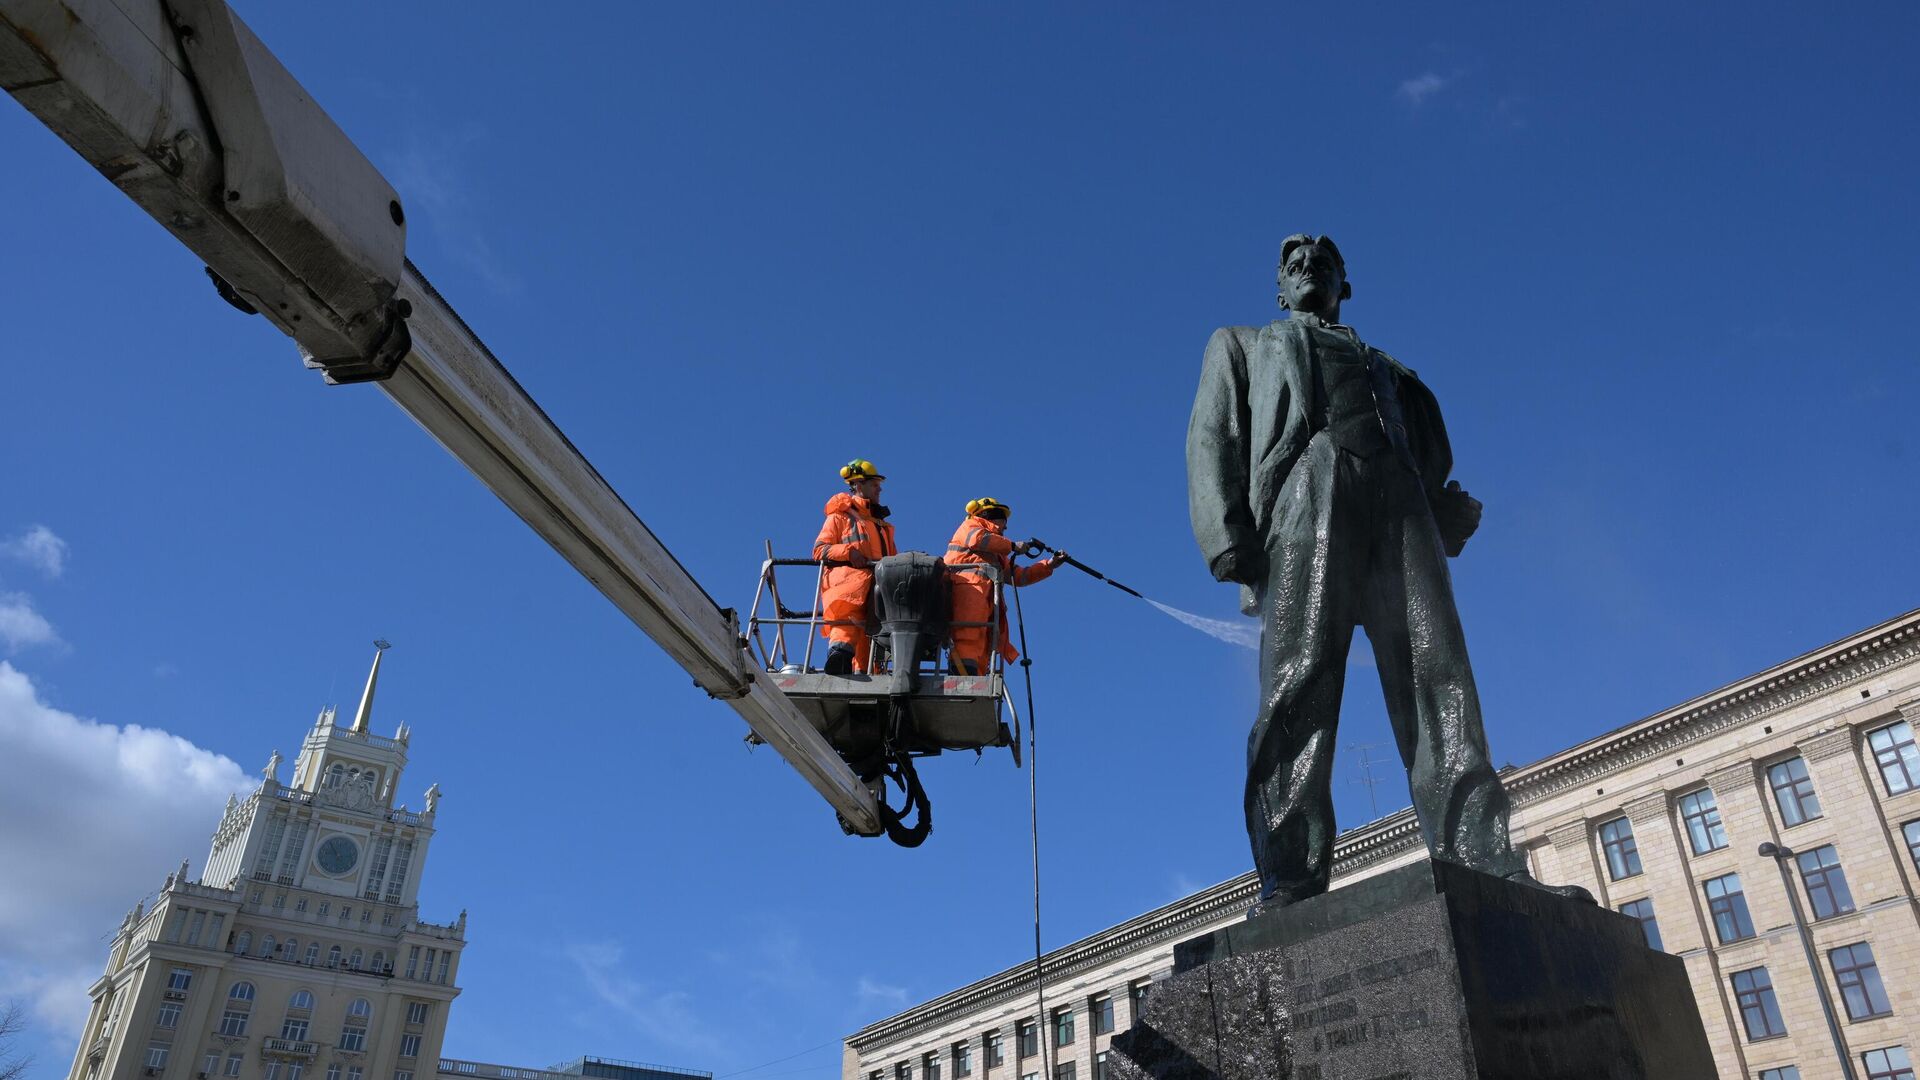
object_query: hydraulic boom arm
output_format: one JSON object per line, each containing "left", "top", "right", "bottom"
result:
{"left": 0, "top": 0, "right": 882, "bottom": 835}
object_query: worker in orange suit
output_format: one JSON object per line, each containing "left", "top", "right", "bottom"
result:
{"left": 812, "top": 459, "right": 898, "bottom": 675}
{"left": 942, "top": 497, "right": 1066, "bottom": 675}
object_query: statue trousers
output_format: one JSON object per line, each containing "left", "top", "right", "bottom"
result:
{"left": 1247, "top": 434, "right": 1523, "bottom": 904}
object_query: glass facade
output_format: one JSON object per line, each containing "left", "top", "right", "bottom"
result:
{"left": 1705, "top": 873, "right": 1756, "bottom": 944}
{"left": 1678, "top": 789, "right": 1728, "bottom": 854}
{"left": 1599, "top": 817, "right": 1642, "bottom": 879}
{"left": 1769, "top": 757, "right": 1823, "bottom": 826}
{"left": 1617, "top": 898, "right": 1663, "bottom": 951}
{"left": 1869, "top": 721, "right": 1920, "bottom": 795}
{"left": 1732, "top": 967, "right": 1787, "bottom": 1040}
{"left": 1795, "top": 845, "right": 1856, "bottom": 919}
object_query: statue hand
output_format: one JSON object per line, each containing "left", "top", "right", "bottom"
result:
{"left": 1433, "top": 480, "right": 1482, "bottom": 557}
{"left": 1209, "top": 548, "right": 1266, "bottom": 586}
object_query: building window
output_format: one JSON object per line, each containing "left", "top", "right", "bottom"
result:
{"left": 288, "top": 991, "right": 313, "bottom": 1012}
{"left": 436, "top": 952, "right": 451, "bottom": 983}
{"left": 952, "top": 1041, "right": 971, "bottom": 1077}
{"left": 1017, "top": 1020, "right": 1037, "bottom": 1058}
{"left": 986, "top": 1031, "right": 1004, "bottom": 1067}
{"left": 328, "top": 1066, "right": 342, "bottom": 1080}
{"left": 204, "top": 1052, "right": 223, "bottom": 1076}
{"left": 1093, "top": 1054, "right": 1108, "bottom": 1080}
{"left": 1769, "top": 757, "right": 1823, "bottom": 826}
{"left": 1616, "top": 898, "right": 1663, "bottom": 951}
{"left": 304, "top": 943, "right": 319, "bottom": 966}
{"left": 923, "top": 1053, "right": 939, "bottom": 1080}
{"left": 1832, "top": 943, "right": 1894, "bottom": 1020}
{"left": 1870, "top": 721, "right": 1920, "bottom": 795}
{"left": 220, "top": 981, "right": 254, "bottom": 1037}
{"left": 1705, "top": 873, "right": 1756, "bottom": 944}
{"left": 288, "top": 1065, "right": 304, "bottom": 1080}
{"left": 1759, "top": 1070, "right": 1801, "bottom": 1080}
{"left": 282, "top": 938, "right": 298, "bottom": 962}
{"left": 280, "top": 1016, "right": 309, "bottom": 1043}
{"left": 316, "top": 903, "right": 329, "bottom": 917}
{"left": 1796, "top": 845, "right": 1857, "bottom": 919}
{"left": 1092, "top": 995, "right": 1114, "bottom": 1035}
{"left": 295, "top": 899, "right": 308, "bottom": 913}
{"left": 167, "top": 968, "right": 193, "bottom": 992}
{"left": 1053, "top": 1066, "right": 1073, "bottom": 1080}
{"left": 1128, "top": 980, "right": 1152, "bottom": 1019}
{"left": 1598, "top": 817, "right": 1642, "bottom": 880}
{"left": 225, "top": 1055, "right": 243, "bottom": 1078}
{"left": 1864, "top": 1047, "right": 1916, "bottom": 1080}
{"left": 895, "top": 1064, "right": 910, "bottom": 1080}
{"left": 264, "top": 1063, "right": 282, "bottom": 1080}
{"left": 395, "top": 1072, "right": 414, "bottom": 1080}
{"left": 348, "top": 949, "right": 363, "bottom": 971}
{"left": 406, "top": 1002, "right": 429, "bottom": 1025}
{"left": 347, "top": 1070, "right": 363, "bottom": 1080}
{"left": 272, "top": 895, "right": 285, "bottom": 911}
{"left": 261, "top": 935, "right": 276, "bottom": 958}
{"left": 1732, "top": 967, "right": 1787, "bottom": 1040}
{"left": 422, "top": 949, "right": 437, "bottom": 982}
{"left": 400, "top": 1035, "right": 421, "bottom": 1059}
{"left": 233, "top": 932, "right": 251, "bottom": 956}
{"left": 328, "top": 947, "right": 343, "bottom": 969}
{"left": 155, "top": 1002, "right": 181, "bottom": 1029}
{"left": 1054, "top": 1007, "right": 1074, "bottom": 1047}
{"left": 406, "top": 947, "right": 420, "bottom": 980}
{"left": 146, "top": 1044, "right": 170, "bottom": 1069}
{"left": 339, "top": 998, "right": 371, "bottom": 1051}
{"left": 1677, "top": 789, "right": 1728, "bottom": 854}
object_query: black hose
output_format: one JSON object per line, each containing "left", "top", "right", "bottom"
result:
{"left": 876, "top": 748, "right": 931, "bottom": 847}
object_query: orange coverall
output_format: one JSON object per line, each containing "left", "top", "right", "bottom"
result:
{"left": 942, "top": 515, "right": 1055, "bottom": 674}
{"left": 812, "top": 491, "right": 897, "bottom": 672}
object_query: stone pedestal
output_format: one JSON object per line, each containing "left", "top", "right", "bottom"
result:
{"left": 1108, "top": 860, "right": 1715, "bottom": 1080}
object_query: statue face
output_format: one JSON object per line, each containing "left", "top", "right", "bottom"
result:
{"left": 1279, "top": 243, "right": 1346, "bottom": 316}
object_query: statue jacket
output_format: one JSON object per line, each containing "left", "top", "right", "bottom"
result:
{"left": 1186, "top": 317, "right": 1456, "bottom": 580}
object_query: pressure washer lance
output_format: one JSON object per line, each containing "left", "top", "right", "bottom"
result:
{"left": 1021, "top": 540, "right": 1144, "bottom": 598}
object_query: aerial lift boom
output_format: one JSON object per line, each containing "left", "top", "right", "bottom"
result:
{"left": 0, "top": 0, "right": 884, "bottom": 836}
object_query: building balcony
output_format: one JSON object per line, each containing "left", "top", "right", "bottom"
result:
{"left": 261, "top": 1039, "right": 317, "bottom": 1059}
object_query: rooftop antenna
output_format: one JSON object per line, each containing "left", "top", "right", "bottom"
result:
{"left": 1347, "top": 741, "right": 1389, "bottom": 819}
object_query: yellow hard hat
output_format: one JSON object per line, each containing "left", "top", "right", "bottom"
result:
{"left": 966, "top": 497, "right": 1011, "bottom": 519}
{"left": 840, "top": 459, "right": 886, "bottom": 484}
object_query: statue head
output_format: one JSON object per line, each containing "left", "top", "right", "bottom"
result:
{"left": 1276, "top": 234, "right": 1351, "bottom": 319}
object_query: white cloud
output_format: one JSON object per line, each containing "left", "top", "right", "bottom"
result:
{"left": 0, "top": 526, "right": 68, "bottom": 579}
{"left": 564, "top": 941, "right": 722, "bottom": 1057}
{"left": 0, "top": 662, "right": 250, "bottom": 1037}
{"left": 854, "top": 976, "right": 909, "bottom": 1012}
{"left": 1396, "top": 73, "right": 1450, "bottom": 106}
{"left": 0, "top": 593, "right": 60, "bottom": 651}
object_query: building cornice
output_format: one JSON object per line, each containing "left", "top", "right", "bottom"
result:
{"left": 847, "top": 609, "right": 1920, "bottom": 1051}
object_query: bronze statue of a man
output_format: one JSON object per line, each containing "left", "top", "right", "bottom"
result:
{"left": 1187, "top": 234, "right": 1588, "bottom": 911}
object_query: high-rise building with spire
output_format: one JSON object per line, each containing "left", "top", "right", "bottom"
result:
{"left": 67, "top": 644, "right": 465, "bottom": 1080}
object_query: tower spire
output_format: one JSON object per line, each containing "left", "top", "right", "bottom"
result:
{"left": 349, "top": 639, "right": 392, "bottom": 733}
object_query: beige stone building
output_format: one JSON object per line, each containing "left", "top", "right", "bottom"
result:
{"left": 845, "top": 609, "right": 1920, "bottom": 1080}
{"left": 66, "top": 646, "right": 466, "bottom": 1080}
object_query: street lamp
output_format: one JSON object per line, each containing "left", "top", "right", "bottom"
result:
{"left": 1758, "top": 841, "right": 1858, "bottom": 1080}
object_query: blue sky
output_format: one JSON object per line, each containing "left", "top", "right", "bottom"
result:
{"left": 3, "top": 3, "right": 1918, "bottom": 1079}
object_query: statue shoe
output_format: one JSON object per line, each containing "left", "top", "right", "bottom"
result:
{"left": 1503, "top": 870, "right": 1597, "bottom": 905}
